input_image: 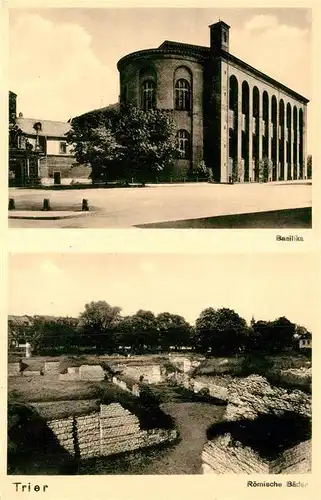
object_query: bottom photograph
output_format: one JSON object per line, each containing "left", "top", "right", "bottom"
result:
{"left": 8, "top": 252, "right": 312, "bottom": 475}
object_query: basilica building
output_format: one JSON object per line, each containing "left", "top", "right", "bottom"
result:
{"left": 117, "top": 21, "right": 309, "bottom": 183}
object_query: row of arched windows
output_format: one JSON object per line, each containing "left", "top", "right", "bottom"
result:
{"left": 228, "top": 76, "right": 304, "bottom": 130}
{"left": 141, "top": 78, "right": 191, "bottom": 111}
{"left": 228, "top": 76, "right": 305, "bottom": 180}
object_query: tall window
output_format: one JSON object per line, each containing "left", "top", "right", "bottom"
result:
{"left": 141, "top": 80, "right": 156, "bottom": 111}
{"left": 177, "top": 130, "right": 190, "bottom": 159}
{"left": 175, "top": 79, "right": 191, "bottom": 111}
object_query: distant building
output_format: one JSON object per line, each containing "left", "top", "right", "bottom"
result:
{"left": 9, "top": 92, "right": 91, "bottom": 186}
{"left": 117, "top": 20, "right": 309, "bottom": 182}
{"left": 299, "top": 333, "right": 312, "bottom": 349}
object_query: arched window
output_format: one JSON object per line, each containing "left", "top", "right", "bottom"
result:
{"left": 141, "top": 80, "right": 156, "bottom": 111}
{"left": 177, "top": 130, "right": 190, "bottom": 159}
{"left": 175, "top": 79, "right": 191, "bottom": 111}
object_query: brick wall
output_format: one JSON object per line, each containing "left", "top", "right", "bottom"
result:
{"left": 202, "top": 436, "right": 312, "bottom": 474}
{"left": 59, "top": 364, "right": 104, "bottom": 382}
{"left": 202, "top": 434, "right": 270, "bottom": 474}
{"left": 192, "top": 377, "right": 228, "bottom": 401}
{"left": 122, "top": 364, "right": 162, "bottom": 384}
{"left": 119, "top": 53, "right": 204, "bottom": 175}
{"left": 47, "top": 417, "right": 75, "bottom": 456}
{"left": 112, "top": 375, "right": 141, "bottom": 396}
{"left": 44, "top": 361, "right": 60, "bottom": 375}
{"left": 76, "top": 413, "right": 100, "bottom": 459}
{"left": 39, "top": 156, "right": 91, "bottom": 184}
{"left": 47, "top": 403, "right": 177, "bottom": 461}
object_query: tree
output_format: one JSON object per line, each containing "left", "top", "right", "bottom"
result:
{"left": 67, "top": 104, "right": 181, "bottom": 184}
{"left": 248, "top": 316, "right": 296, "bottom": 353}
{"left": 66, "top": 110, "right": 124, "bottom": 181}
{"left": 157, "top": 312, "right": 192, "bottom": 350}
{"left": 269, "top": 316, "right": 296, "bottom": 352}
{"left": 116, "top": 105, "right": 181, "bottom": 182}
{"left": 30, "top": 316, "right": 78, "bottom": 354}
{"left": 78, "top": 301, "right": 122, "bottom": 352}
{"left": 8, "top": 316, "right": 33, "bottom": 347}
{"left": 256, "top": 157, "right": 273, "bottom": 182}
{"left": 195, "top": 307, "right": 249, "bottom": 355}
{"left": 232, "top": 159, "right": 245, "bottom": 183}
{"left": 124, "top": 310, "right": 159, "bottom": 352}
{"left": 307, "top": 155, "right": 312, "bottom": 179}
{"left": 195, "top": 308, "right": 217, "bottom": 353}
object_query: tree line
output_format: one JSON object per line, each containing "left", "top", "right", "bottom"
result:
{"left": 8, "top": 301, "right": 311, "bottom": 357}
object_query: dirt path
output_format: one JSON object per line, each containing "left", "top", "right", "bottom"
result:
{"left": 142, "top": 402, "right": 225, "bottom": 474}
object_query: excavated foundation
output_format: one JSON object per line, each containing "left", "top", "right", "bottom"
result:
{"left": 201, "top": 375, "right": 312, "bottom": 474}
{"left": 203, "top": 412, "right": 311, "bottom": 474}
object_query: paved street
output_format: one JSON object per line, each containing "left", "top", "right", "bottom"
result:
{"left": 9, "top": 182, "right": 312, "bottom": 228}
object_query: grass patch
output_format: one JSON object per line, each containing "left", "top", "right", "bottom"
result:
{"left": 8, "top": 378, "right": 103, "bottom": 403}
{"left": 28, "top": 399, "right": 100, "bottom": 420}
{"left": 147, "top": 383, "right": 226, "bottom": 406}
{"left": 135, "top": 207, "right": 312, "bottom": 229}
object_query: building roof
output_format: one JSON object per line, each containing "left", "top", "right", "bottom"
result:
{"left": 73, "top": 102, "right": 120, "bottom": 122}
{"left": 15, "top": 117, "right": 71, "bottom": 138}
{"left": 118, "top": 39, "right": 309, "bottom": 105}
{"left": 300, "top": 333, "right": 312, "bottom": 340}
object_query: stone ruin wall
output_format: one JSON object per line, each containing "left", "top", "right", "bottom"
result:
{"left": 121, "top": 364, "right": 162, "bottom": 384}
{"left": 201, "top": 374, "right": 312, "bottom": 475}
{"left": 225, "top": 374, "right": 311, "bottom": 421}
{"left": 47, "top": 403, "right": 177, "bottom": 461}
{"left": 202, "top": 436, "right": 311, "bottom": 475}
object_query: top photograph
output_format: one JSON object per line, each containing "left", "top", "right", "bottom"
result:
{"left": 8, "top": 8, "right": 312, "bottom": 229}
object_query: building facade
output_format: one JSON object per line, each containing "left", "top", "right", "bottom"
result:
{"left": 9, "top": 92, "right": 91, "bottom": 186}
{"left": 117, "top": 21, "right": 309, "bottom": 182}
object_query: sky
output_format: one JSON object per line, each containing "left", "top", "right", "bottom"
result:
{"left": 9, "top": 8, "right": 312, "bottom": 147}
{"left": 9, "top": 253, "right": 316, "bottom": 330}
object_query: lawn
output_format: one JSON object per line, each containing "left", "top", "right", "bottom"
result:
{"left": 8, "top": 377, "right": 104, "bottom": 403}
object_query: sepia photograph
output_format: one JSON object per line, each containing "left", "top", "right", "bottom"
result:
{"left": 8, "top": 8, "right": 312, "bottom": 229}
{"left": 8, "top": 252, "right": 313, "bottom": 476}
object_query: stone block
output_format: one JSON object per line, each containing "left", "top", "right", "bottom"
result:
{"left": 67, "top": 366, "right": 79, "bottom": 375}
{"left": 79, "top": 364, "right": 104, "bottom": 381}
{"left": 23, "top": 370, "right": 41, "bottom": 376}
{"left": 8, "top": 363, "right": 20, "bottom": 376}
{"left": 100, "top": 403, "right": 129, "bottom": 418}
{"left": 100, "top": 415, "right": 139, "bottom": 428}
{"left": 44, "top": 361, "right": 60, "bottom": 374}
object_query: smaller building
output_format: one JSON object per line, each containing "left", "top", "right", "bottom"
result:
{"left": 9, "top": 115, "right": 91, "bottom": 186}
{"left": 9, "top": 93, "right": 91, "bottom": 186}
{"left": 299, "top": 333, "right": 312, "bottom": 349}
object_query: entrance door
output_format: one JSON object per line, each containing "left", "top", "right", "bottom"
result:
{"left": 54, "top": 171, "right": 61, "bottom": 185}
